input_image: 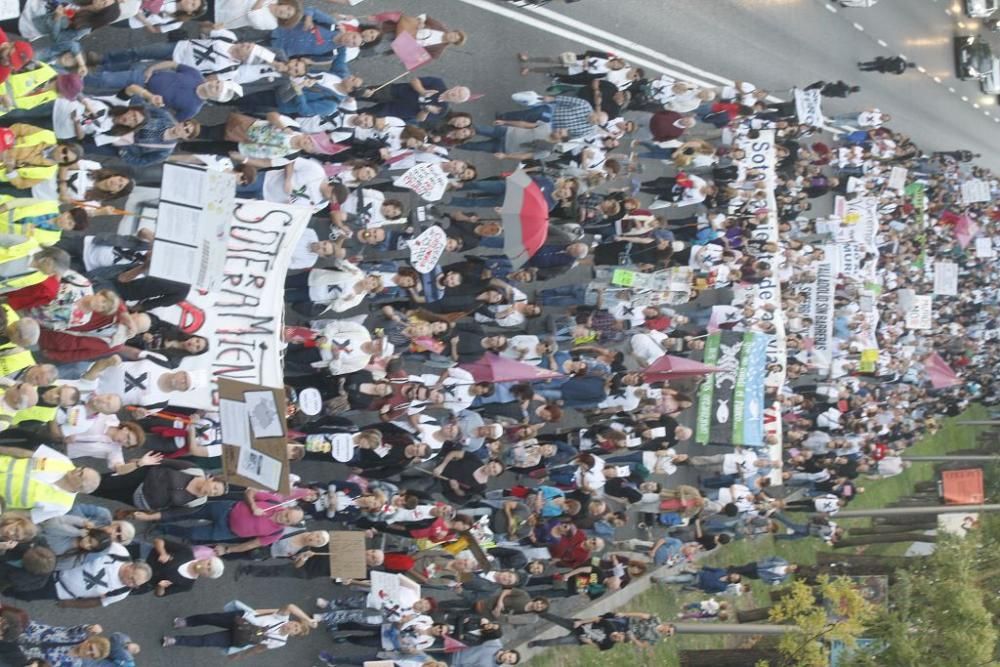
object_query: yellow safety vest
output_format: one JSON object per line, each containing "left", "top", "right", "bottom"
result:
{"left": 0, "top": 304, "right": 35, "bottom": 378}
{"left": 2, "top": 64, "right": 58, "bottom": 114}
{"left": 11, "top": 125, "right": 57, "bottom": 149}
{"left": 0, "top": 164, "right": 58, "bottom": 185}
{"left": 0, "top": 237, "right": 39, "bottom": 267}
{"left": 0, "top": 456, "right": 76, "bottom": 511}
{"left": 0, "top": 197, "right": 62, "bottom": 247}
{"left": 12, "top": 403, "right": 57, "bottom": 425}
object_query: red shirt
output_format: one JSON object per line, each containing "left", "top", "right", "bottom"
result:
{"left": 5, "top": 275, "right": 60, "bottom": 311}
{"left": 549, "top": 529, "right": 591, "bottom": 568}
{"left": 0, "top": 28, "right": 9, "bottom": 85}
{"left": 382, "top": 552, "right": 416, "bottom": 573}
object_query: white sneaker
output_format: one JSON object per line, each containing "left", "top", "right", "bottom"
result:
{"left": 316, "top": 597, "right": 329, "bottom": 609}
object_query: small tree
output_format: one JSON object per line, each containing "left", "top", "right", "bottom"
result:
{"left": 755, "top": 577, "right": 873, "bottom": 667}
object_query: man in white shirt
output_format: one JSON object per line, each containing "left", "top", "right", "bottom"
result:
{"left": 8, "top": 542, "right": 151, "bottom": 608}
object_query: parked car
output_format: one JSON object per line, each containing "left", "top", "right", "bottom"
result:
{"left": 955, "top": 35, "right": 994, "bottom": 79}
{"left": 965, "top": 0, "right": 999, "bottom": 18}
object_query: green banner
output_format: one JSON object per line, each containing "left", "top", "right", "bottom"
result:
{"left": 694, "top": 333, "right": 720, "bottom": 444}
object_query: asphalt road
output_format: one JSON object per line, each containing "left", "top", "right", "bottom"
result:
{"left": 5, "top": 1, "right": 995, "bottom": 666}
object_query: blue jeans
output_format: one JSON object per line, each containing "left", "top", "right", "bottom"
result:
{"left": 158, "top": 500, "right": 239, "bottom": 543}
{"left": 101, "top": 43, "right": 177, "bottom": 70}
{"left": 458, "top": 124, "right": 508, "bottom": 153}
{"left": 84, "top": 66, "right": 147, "bottom": 94}
{"left": 538, "top": 284, "right": 587, "bottom": 306}
{"left": 701, "top": 473, "right": 740, "bottom": 489}
{"left": 771, "top": 512, "right": 810, "bottom": 541}
{"left": 497, "top": 104, "right": 553, "bottom": 123}
{"left": 449, "top": 178, "right": 507, "bottom": 208}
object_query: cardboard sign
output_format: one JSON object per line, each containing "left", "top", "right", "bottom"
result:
{"left": 391, "top": 31, "right": 433, "bottom": 71}
{"left": 149, "top": 163, "right": 237, "bottom": 291}
{"left": 328, "top": 531, "right": 368, "bottom": 580}
{"left": 975, "top": 237, "right": 995, "bottom": 258}
{"left": 152, "top": 199, "right": 311, "bottom": 409}
{"left": 793, "top": 87, "right": 823, "bottom": 127}
{"left": 408, "top": 224, "right": 447, "bottom": 273}
{"left": 888, "top": 167, "right": 907, "bottom": 193}
{"left": 611, "top": 269, "right": 636, "bottom": 287}
{"left": 904, "top": 295, "right": 933, "bottom": 330}
{"left": 932, "top": 261, "right": 958, "bottom": 296}
{"left": 393, "top": 162, "right": 449, "bottom": 201}
{"left": 219, "top": 379, "right": 290, "bottom": 494}
{"left": 961, "top": 179, "right": 991, "bottom": 204}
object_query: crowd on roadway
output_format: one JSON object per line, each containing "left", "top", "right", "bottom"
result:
{"left": 0, "top": 0, "right": 995, "bottom": 665}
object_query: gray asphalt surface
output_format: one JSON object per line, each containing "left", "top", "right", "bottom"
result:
{"left": 4, "top": 0, "right": 993, "bottom": 665}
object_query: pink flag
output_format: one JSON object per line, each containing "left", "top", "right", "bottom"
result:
{"left": 953, "top": 214, "right": 980, "bottom": 249}
{"left": 923, "top": 353, "right": 961, "bottom": 389}
{"left": 443, "top": 635, "right": 469, "bottom": 654}
{"left": 642, "top": 354, "right": 721, "bottom": 381}
{"left": 391, "top": 31, "right": 433, "bottom": 71}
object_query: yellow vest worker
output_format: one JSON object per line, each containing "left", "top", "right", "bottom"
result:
{"left": 0, "top": 196, "right": 62, "bottom": 246}
{"left": 0, "top": 124, "right": 60, "bottom": 189}
{"left": 1, "top": 63, "right": 58, "bottom": 115}
{"left": 0, "top": 445, "right": 79, "bottom": 522}
{"left": 0, "top": 303, "right": 36, "bottom": 379}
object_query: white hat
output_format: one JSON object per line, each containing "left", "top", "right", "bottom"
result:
{"left": 484, "top": 423, "right": 504, "bottom": 440}
{"left": 115, "top": 521, "right": 136, "bottom": 545}
{"left": 203, "top": 556, "right": 225, "bottom": 579}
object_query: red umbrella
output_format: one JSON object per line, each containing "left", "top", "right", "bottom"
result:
{"left": 501, "top": 169, "right": 549, "bottom": 268}
{"left": 460, "top": 353, "right": 563, "bottom": 383}
{"left": 642, "top": 354, "right": 721, "bottom": 381}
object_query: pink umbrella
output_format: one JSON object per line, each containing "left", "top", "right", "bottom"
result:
{"left": 923, "top": 353, "right": 961, "bottom": 389}
{"left": 642, "top": 354, "right": 722, "bottom": 381}
{"left": 460, "top": 353, "right": 563, "bottom": 383}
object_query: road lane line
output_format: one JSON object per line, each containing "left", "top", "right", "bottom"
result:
{"left": 524, "top": 4, "right": 734, "bottom": 86}
{"left": 452, "top": 0, "right": 722, "bottom": 90}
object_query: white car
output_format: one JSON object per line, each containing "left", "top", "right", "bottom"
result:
{"left": 981, "top": 56, "right": 1000, "bottom": 93}
{"left": 966, "top": 0, "right": 999, "bottom": 18}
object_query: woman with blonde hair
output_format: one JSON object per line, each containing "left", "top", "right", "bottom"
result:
{"left": 17, "top": 621, "right": 110, "bottom": 666}
{"left": 0, "top": 512, "right": 38, "bottom": 551}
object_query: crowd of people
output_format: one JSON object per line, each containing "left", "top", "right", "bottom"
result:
{"left": 0, "top": 0, "right": 995, "bottom": 666}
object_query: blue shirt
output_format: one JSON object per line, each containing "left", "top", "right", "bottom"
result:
{"left": 147, "top": 65, "right": 205, "bottom": 121}
{"left": 378, "top": 76, "right": 449, "bottom": 122}
{"left": 270, "top": 9, "right": 338, "bottom": 57}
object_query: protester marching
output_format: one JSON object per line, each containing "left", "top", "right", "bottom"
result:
{"left": 0, "top": 1, "right": 995, "bottom": 666}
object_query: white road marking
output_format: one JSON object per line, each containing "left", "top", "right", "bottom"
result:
{"left": 877, "top": 39, "right": 888, "bottom": 47}
{"left": 825, "top": 3, "right": 838, "bottom": 12}
{"left": 525, "top": 4, "right": 732, "bottom": 86}
{"left": 853, "top": 22, "right": 865, "bottom": 31}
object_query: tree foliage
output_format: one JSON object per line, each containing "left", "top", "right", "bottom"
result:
{"left": 753, "top": 577, "right": 873, "bottom": 667}
{"left": 845, "top": 533, "right": 997, "bottom": 667}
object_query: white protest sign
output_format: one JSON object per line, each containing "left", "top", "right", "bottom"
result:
{"left": 888, "top": 167, "right": 908, "bottom": 194}
{"left": 897, "top": 288, "right": 915, "bottom": 312}
{"left": 793, "top": 88, "right": 823, "bottom": 127}
{"left": 933, "top": 261, "right": 958, "bottom": 296}
{"left": 961, "top": 179, "right": 991, "bottom": 204}
{"left": 152, "top": 200, "right": 311, "bottom": 409}
{"left": 0, "top": 0, "right": 18, "bottom": 19}
{"left": 905, "top": 295, "right": 933, "bottom": 330}
{"left": 393, "top": 162, "right": 449, "bottom": 201}
{"left": 149, "top": 163, "right": 237, "bottom": 291}
{"left": 975, "top": 237, "right": 996, "bottom": 258}
{"left": 408, "top": 225, "right": 448, "bottom": 273}
{"left": 297, "top": 388, "right": 322, "bottom": 416}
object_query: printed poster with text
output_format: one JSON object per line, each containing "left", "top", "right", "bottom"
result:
{"left": 695, "top": 331, "right": 771, "bottom": 447}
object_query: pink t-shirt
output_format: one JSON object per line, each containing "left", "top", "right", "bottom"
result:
{"left": 227, "top": 490, "right": 308, "bottom": 545}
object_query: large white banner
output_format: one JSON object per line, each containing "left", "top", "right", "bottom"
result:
{"left": 153, "top": 200, "right": 312, "bottom": 409}
{"left": 798, "top": 259, "right": 836, "bottom": 368}
{"left": 961, "top": 179, "right": 991, "bottom": 204}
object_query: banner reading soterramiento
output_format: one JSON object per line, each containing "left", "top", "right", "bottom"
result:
{"left": 695, "top": 331, "right": 772, "bottom": 447}
{"left": 153, "top": 199, "right": 312, "bottom": 409}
